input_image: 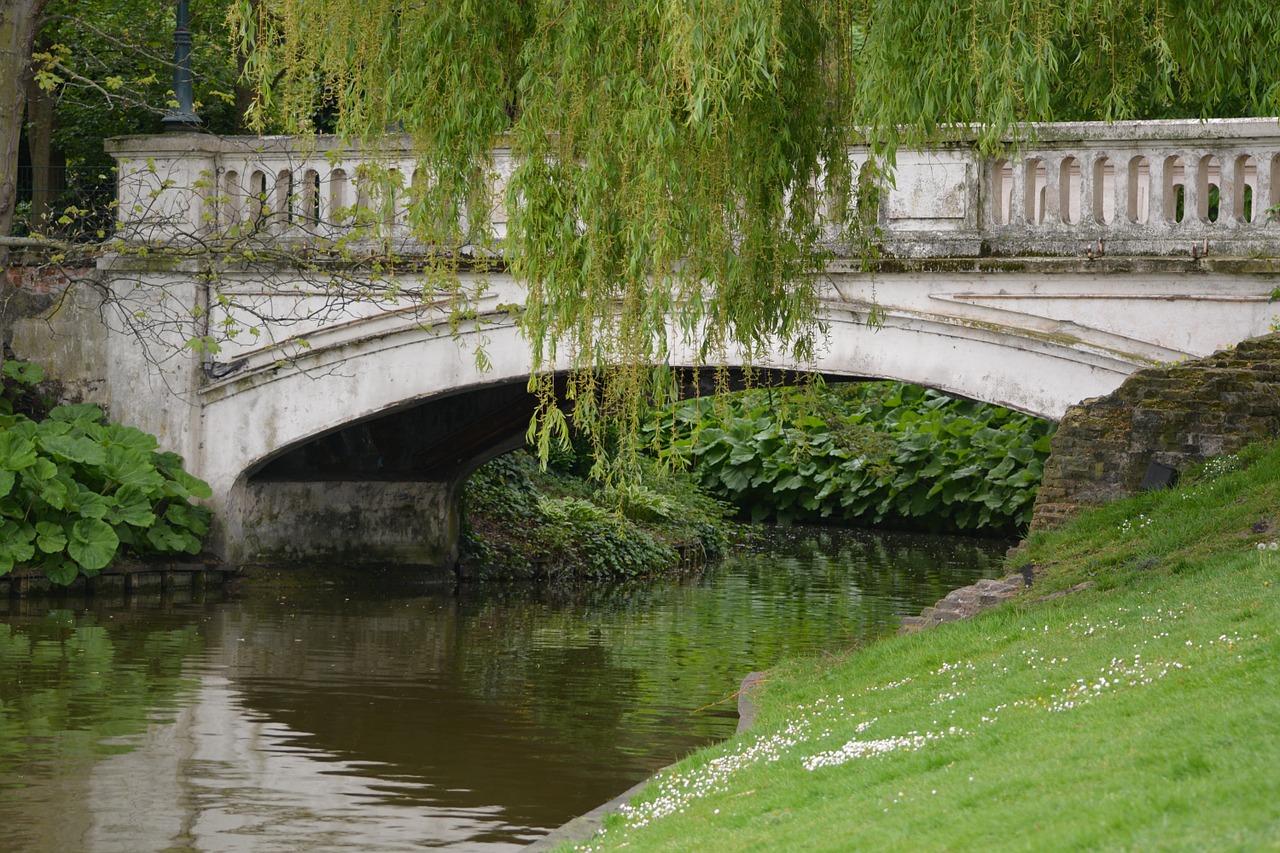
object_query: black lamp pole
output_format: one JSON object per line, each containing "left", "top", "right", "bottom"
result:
{"left": 162, "top": 0, "right": 201, "bottom": 130}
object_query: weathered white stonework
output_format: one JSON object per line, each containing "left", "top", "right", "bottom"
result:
{"left": 107, "top": 118, "right": 1280, "bottom": 257}
{"left": 12, "top": 119, "right": 1279, "bottom": 566}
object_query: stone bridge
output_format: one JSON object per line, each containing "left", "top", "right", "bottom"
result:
{"left": 11, "top": 118, "right": 1280, "bottom": 566}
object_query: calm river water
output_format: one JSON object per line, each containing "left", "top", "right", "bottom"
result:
{"left": 0, "top": 527, "right": 1005, "bottom": 852}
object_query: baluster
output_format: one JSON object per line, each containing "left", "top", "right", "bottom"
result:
{"left": 1261, "top": 153, "right": 1280, "bottom": 228}
{"left": 1218, "top": 153, "right": 1239, "bottom": 229}
{"left": 1008, "top": 156, "right": 1027, "bottom": 227}
{"left": 1042, "top": 154, "right": 1062, "bottom": 226}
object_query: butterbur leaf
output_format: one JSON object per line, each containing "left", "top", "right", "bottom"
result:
{"left": 71, "top": 485, "right": 109, "bottom": 519}
{"left": 2, "top": 360, "right": 44, "bottom": 386}
{"left": 39, "top": 433, "right": 107, "bottom": 467}
{"left": 102, "top": 424, "right": 158, "bottom": 454}
{"left": 0, "top": 470, "right": 13, "bottom": 498}
{"left": 167, "top": 466, "right": 213, "bottom": 500}
{"left": 44, "top": 556, "right": 81, "bottom": 586}
{"left": 0, "top": 521, "right": 36, "bottom": 570}
{"left": 103, "top": 445, "right": 164, "bottom": 490}
{"left": 49, "top": 404, "right": 105, "bottom": 424}
{"left": 109, "top": 484, "right": 156, "bottom": 527}
{"left": 146, "top": 521, "right": 192, "bottom": 553}
{"left": 68, "top": 518, "right": 118, "bottom": 571}
{"left": 35, "top": 521, "right": 68, "bottom": 554}
{"left": 39, "top": 475, "right": 70, "bottom": 510}
{"left": 165, "top": 501, "right": 211, "bottom": 537}
{"left": 0, "top": 430, "right": 38, "bottom": 471}
{"left": 154, "top": 452, "right": 213, "bottom": 499}
{"left": 29, "top": 457, "right": 57, "bottom": 480}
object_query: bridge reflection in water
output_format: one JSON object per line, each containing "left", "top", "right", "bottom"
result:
{"left": 0, "top": 528, "right": 1003, "bottom": 852}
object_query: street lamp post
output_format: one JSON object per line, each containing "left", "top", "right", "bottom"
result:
{"left": 162, "top": 0, "right": 201, "bottom": 130}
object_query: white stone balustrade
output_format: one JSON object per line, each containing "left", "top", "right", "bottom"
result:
{"left": 106, "top": 118, "right": 1280, "bottom": 259}
{"left": 972, "top": 118, "right": 1280, "bottom": 258}
{"left": 106, "top": 134, "right": 516, "bottom": 249}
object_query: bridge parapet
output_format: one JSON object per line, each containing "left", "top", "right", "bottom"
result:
{"left": 106, "top": 119, "right": 1280, "bottom": 259}
{"left": 105, "top": 134, "right": 516, "bottom": 248}
{"left": 974, "top": 118, "right": 1280, "bottom": 259}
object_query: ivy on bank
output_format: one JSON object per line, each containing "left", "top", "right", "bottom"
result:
{"left": 653, "top": 382, "right": 1054, "bottom": 532}
{"left": 460, "top": 449, "right": 731, "bottom": 581}
{"left": 0, "top": 362, "right": 213, "bottom": 583}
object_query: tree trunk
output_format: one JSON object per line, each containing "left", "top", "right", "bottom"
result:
{"left": 23, "top": 58, "right": 58, "bottom": 234}
{"left": 0, "top": 0, "right": 48, "bottom": 241}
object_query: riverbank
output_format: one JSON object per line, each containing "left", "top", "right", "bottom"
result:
{"left": 560, "top": 441, "right": 1280, "bottom": 851}
{"left": 459, "top": 449, "right": 733, "bottom": 581}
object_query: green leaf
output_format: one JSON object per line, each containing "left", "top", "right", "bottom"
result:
{"left": 67, "top": 518, "right": 119, "bottom": 571}
{"left": 0, "top": 521, "right": 36, "bottom": 570}
{"left": 155, "top": 452, "right": 213, "bottom": 499}
{"left": 38, "top": 433, "right": 107, "bottom": 467}
{"left": 2, "top": 360, "right": 44, "bottom": 386}
{"left": 49, "top": 404, "right": 105, "bottom": 423}
{"left": 43, "top": 556, "right": 81, "bottom": 586}
{"left": 107, "top": 484, "right": 157, "bottom": 528}
{"left": 0, "top": 430, "right": 38, "bottom": 471}
{"left": 103, "top": 424, "right": 159, "bottom": 454}
{"left": 39, "top": 475, "right": 71, "bottom": 510}
{"left": 70, "top": 485, "right": 109, "bottom": 519}
{"left": 145, "top": 521, "right": 198, "bottom": 553}
{"left": 0, "top": 470, "right": 13, "bottom": 499}
{"left": 103, "top": 446, "right": 165, "bottom": 490}
{"left": 29, "top": 457, "right": 57, "bottom": 480}
{"left": 35, "top": 521, "right": 68, "bottom": 554}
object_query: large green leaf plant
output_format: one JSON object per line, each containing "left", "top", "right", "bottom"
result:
{"left": 0, "top": 361, "right": 212, "bottom": 584}
{"left": 656, "top": 382, "right": 1054, "bottom": 532}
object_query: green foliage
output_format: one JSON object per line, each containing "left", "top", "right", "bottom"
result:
{"left": 0, "top": 613, "right": 203, "bottom": 781}
{"left": 231, "top": 2, "right": 1280, "bottom": 465}
{"left": 461, "top": 449, "right": 730, "bottom": 580}
{"left": 0, "top": 362, "right": 213, "bottom": 583}
{"left": 35, "top": 0, "right": 244, "bottom": 168}
{"left": 656, "top": 382, "right": 1054, "bottom": 532}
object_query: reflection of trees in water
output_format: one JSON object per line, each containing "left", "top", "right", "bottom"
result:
{"left": 224, "top": 527, "right": 1003, "bottom": 823}
{"left": 0, "top": 609, "right": 204, "bottom": 832}
{"left": 0, "top": 612, "right": 203, "bottom": 759}
{"left": 450, "top": 526, "right": 1006, "bottom": 740}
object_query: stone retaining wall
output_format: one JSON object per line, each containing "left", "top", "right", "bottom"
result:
{"left": 1031, "top": 332, "right": 1280, "bottom": 530}
{"left": 898, "top": 574, "right": 1027, "bottom": 634}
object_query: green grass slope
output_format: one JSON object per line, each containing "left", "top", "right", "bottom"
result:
{"left": 568, "top": 443, "right": 1280, "bottom": 851}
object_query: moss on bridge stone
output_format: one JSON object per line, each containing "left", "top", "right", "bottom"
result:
{"left": 1031, "top": 333, "right": 1280, "bottom": 531}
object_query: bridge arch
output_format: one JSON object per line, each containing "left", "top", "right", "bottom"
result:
{"left": 201, "top": 279, "right": 1144, "bottom": 565}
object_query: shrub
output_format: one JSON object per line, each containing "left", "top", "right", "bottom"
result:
{"left": 0, "top": 361, "right": 213, "bottom": 583}
{"left": 653, "top": 382, "right": 1055, "bottom": 532}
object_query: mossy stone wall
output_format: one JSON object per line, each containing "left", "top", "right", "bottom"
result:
{"left": 1031, "top": 333, "right": 1280, "bottom": 531}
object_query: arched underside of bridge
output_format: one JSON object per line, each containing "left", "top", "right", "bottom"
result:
{"left": 205, "top": 306, "right": 1140, "bottom": 566}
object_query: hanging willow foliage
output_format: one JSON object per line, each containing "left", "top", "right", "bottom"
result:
{"left": 230, "top": 0, "right": 1280, "bottom": 469}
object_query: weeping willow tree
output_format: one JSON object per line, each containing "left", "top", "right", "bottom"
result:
{"left": 231, "top": 0, "right": 1280, "bottom": 469}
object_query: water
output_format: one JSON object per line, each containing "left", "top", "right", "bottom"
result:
{"left": 0, "top": 527, "right": 1005, "bottom": 851}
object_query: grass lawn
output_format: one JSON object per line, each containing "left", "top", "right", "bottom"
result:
{"left": 565, "top": 442, "right": 1280, "bottom": 851}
